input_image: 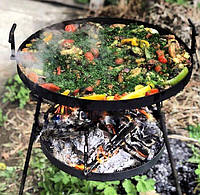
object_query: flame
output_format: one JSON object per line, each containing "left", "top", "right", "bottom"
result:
{"left": 113, "top": 147, "right": 119, "bottom": 155}
{"left": 96, "top": 145, "right": 110, "bottom": 163}
{"left": 75, "top": 164, "right": 85, "bottom": 170}
{"left": 70, "top": 163, "right": 85, "bottom": 170}
{"left": 54, "top": 106, "right": 61, "bottom": 114}
{"left": 106, "top": 124, "right": 116, "bottom": 134}
{"left": 92, "top": 168, "right": 97, "bottom": 173}
{"left": 101, "top": 111, "right": 109, "bottom": 117}
{"left": 125, "top": 114, "right": 132, "bottom": 121}
{"left": 138, "top": 109, "right": 153, "bottom": 120}
{"left": 61, "top": 105, "right": 65, "bottom": 114}
{"left": 54, "top": 105, "right": 79, "bottom": 116}
{"left": 70, "top": 107, "right": 79, "bottom": 112}
{"left": 136, "top": 150, "right": 148, "bottom": 158}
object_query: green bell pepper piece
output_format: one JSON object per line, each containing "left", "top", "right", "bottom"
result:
{"left": 164, "top": 67, "right": 189, "bottom": 86}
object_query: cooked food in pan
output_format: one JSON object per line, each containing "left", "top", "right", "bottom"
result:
{"left": 19, "top": 22, "right": 191, "bottom": 100}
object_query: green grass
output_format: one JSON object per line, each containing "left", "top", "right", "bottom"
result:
{"left": 29, "top": 148, "right": 155, "bottom": 195}
{"left": 187, "top": 124, "right": 200, "bottom": 193}
{"left": 2, "top": 74, "right": 30, "bottom": 109}
{"left": 165, "top": 0, "right": 188, "bottom": 5}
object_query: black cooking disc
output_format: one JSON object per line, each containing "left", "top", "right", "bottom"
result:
{"left": 40, "top": 139, "right": 164, "bottom": 181}
{"left": 17, "top": 17, "right": 193, "bottom": 111}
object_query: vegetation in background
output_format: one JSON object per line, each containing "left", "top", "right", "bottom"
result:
{"left": 165, "top": 0, "right": 188, "bottom": 5}
{"left": 187, "top": 124, "right": 200, "bottom": 193}
{"left": 134, "top": 175, "right": 155, "bottom": 192}
{"left": 187, "top": 124, "right": 200, "bottom": 143}
{"left": 0, "top": 165, "right": 17, "bottom": 194}
{"left": 75, "top": 0, "right": 89, "bottom": 4}
{"left": 30, "top": 149, "right": 155, "bottom": 195}
{"left": 2, "top": 74, "right": 30, "bottom": 109}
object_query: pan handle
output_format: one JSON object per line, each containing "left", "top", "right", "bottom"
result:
{"left": 8, "top": 23, "right": 17, "bottom": 60}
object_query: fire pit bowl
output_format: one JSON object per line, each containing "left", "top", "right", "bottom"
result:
{"left": 16, "top": 17, "right": 194, "bottom": 111}
{"left": 40, "top": 140, "right": 164, "bottom": 181}
{"left": 39, "top": 106, "right": 164, "bottom": 181}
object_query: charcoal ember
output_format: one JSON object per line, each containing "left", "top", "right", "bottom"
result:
{"left": 146, "top": 138, "right": 198, "bottom": 195}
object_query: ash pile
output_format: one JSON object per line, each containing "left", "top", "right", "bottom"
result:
{"left": 147, "top": 138, "right": 199, "bottom": 195}
{"left": 40, "top": 105, "right": 163, "bottom": 174}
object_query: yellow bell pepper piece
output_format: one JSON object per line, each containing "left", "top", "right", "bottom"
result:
{"left": 80, "top": 94, "right": 106, "bottom": 100}
{"left": 61, "top": 90, "right": 70, "bottom": 96}
{"left": 135, "top": 85, "right": 144, "bottom": 91}
{"left": 106, "top": 96, "right": 115, "bottom": 100}
{"left": 43, "top": 33, "right": 53, "bottom": 43}
{"left": 131, "top": 38, "right": 139, "bottom": 46}
{"left": 120, "top": 85, "right": 151, "bottom": 100}
{"left": 140, "top": 40, "right": 150, "bottom": 48}
{"left": 121, "top": 38, "right": 132, "bottom": 44}
{"left": 26, "top": 43, "right": 32, "bottom": 48}
{"left": 121, "top": 38, "right": 139, "bottom": 46}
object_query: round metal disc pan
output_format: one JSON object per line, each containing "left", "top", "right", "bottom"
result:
{"left": 17, "top": 17, "right": 193, "bottom": 111}
{"left": 40, "top": 139, "right": 164, "bottom": 181}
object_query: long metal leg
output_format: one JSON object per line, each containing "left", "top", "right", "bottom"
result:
{"left": 19, "top": 99, "right": 42, "bottom": 195}
{"left": 156, "top": 102, "right": 182, "bottom": 195}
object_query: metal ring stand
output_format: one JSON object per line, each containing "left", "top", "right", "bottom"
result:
{"left": 8, "top": 18, "right": 198, "bottom": 195}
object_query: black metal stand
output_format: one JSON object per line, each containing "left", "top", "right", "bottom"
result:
{"left": 18, "top": 99, "right": 42, "bottom": 195}
{"left": 19, "top": 101, "right": 182, "bottom": 195}
{"left": 156, "top": 102, "right": 182, "bottom": 195}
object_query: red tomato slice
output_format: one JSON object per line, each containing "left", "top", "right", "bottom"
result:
{"left": 158, "top": 55, "right": 167, "bottom": 64}
{"left": 40, "top": 83, "right": 61, "bottom": 92}
{"left": 73, "top": 89, "right": 80, "bottom": 96}
{"left": 27, "top": 72, "right": 38, "bottom": 83}
{"left": 84, "top": 52, "right": 94, "bottom": 62}
{"left": 146, "top": 88, "right": 159, "bottom": 96}
{"left": 85, "top": 86, "right": 93, "bottom": 92}
{"left": 155, "top": 65, "right": 162, "bottom": 72}
{"left": 156, "top": 50, "right": 164, "bottom": 57}
{"left": 65, "top": 24, "right": 77, "bottom": 32}
{"left": 62, "top": 39, "right": 74, "bottom": 46}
